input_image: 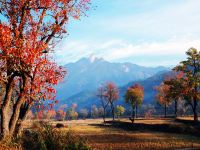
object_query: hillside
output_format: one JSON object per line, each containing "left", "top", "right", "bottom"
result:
{"left": 59, "top": 71, "right": 172, "bottom": 109}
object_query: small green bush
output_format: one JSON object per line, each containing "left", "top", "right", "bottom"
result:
{"left": 21, "top": 122, "right": 91, "bottom": 150}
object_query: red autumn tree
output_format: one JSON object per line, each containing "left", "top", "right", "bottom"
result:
{"left": 104, "top": 82, "right": 119, "bottom": 121}
{"left": 0, "top": 0, "right": 90, "bottom": 139}
{"left": 164, "top": 72, "right": 185, "bottom": 118}
{"left": 155, "top": 83, "right": 171, "bottom": 118}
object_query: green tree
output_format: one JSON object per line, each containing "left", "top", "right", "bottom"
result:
{"left": 66, "top": 107, "right": 78, "bottom": 120}
{"left": 174, "top": 48, "right": 200, "bottom": 121}
{"left": 115, "top": 105, "right": 125, "bottom": 119}
{"left": 66, "top": 108, "right": 73, "bottom": 120}
{"left": 125, "top": 84, "right": 144, "bottom": 123}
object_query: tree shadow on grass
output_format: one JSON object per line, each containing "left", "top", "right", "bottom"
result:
{"left": 90, "top": 119, "right": 200, "bottom": 137}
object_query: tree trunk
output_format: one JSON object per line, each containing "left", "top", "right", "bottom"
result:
{"left": 193, "top": 99, "right": 198, "bottom": 122}
{"left": 1, "top": 108, "right": 10, "bottom": 139}
{"left": 103, "top": 107, "right": 106, "bottom": 123}
{"left": 103, "top": 115, "right": 105, "bottom": 123}
{"left": 174, "top": 99, "right": 178, "bottom": 118}
{"left": 1, "top": 82, "right": 13, "bottom": 139}
{"left": 11, "top": 102, "right": 32, "bottom": 137}
{"left": 9, "top": 76, "right": 27, "bottom": 136}
{"left": 135, "top": 104, "right": 138, "bottom": 118}
{"left": 164, "top": 104, "right": 167, "bottom": 118}
{"left": 194, "top": 111, "right": 198, "bottom": 122}
{"left": 9, "top": 96, "right": 25, "bottom": 135}
{"left": 111, "top": 105, "right": 115, "bottom": 121}
{"left": 131, "top": 108, "right": 135, "bottom": 124}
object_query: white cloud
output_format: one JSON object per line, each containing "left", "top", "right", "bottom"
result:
{"left": 105, "top": 38, "right": 200, "bottom": 59}
{"left": 55, "top": 37, "right": 200, "bottom": 66}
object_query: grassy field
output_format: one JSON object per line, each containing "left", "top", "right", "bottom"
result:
{"left": 50, "top": 118, "right": 200, "bottom": 150}
{"left": 2, "top": 118, "right": 199, "bottom": 150}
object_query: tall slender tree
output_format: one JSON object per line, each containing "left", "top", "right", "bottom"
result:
{"left": 104, "top": 82, "right": 119, "bottom": 121}
{"left": 97, "top": 86, "right": 109, "bottom": 122}
{"left": 155, "top": 83, "right": 171, "bottom": 118}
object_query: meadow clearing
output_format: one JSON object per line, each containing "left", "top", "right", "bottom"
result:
{"left": 41, "top": 118, "right": 200, "bottom": 150}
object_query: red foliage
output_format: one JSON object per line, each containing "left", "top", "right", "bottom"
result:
{"left": 0, "top": 0, "right": 90, "bottom": 106}
{"left": 105, "top": 82, "right": 119, "bottom": 101}
{"left": 155, "top": 83, "right": 170, "bottom": 106}
{"left": 0, "top": 0, "right": 90, "bottom": 137}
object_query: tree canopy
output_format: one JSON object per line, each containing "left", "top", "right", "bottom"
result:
{"left": 125, "top": 84, "right": 144, "bottom": 122}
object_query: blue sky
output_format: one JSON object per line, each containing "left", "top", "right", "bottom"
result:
{"left": 55, "top": 0, "right": 200, "bottom": 66}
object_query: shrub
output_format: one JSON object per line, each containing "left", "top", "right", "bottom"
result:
{"left": 56, "top": 123, "right": 65, "bottom": 128}
{"left": 21, "top": 122, "right": 91, "bottom": 150}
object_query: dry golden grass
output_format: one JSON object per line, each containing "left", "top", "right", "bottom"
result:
{"left": 55, "top": 118, "right": 200, "bottom": 150}
{"left": 85, "top": 132, "right": 200, "bottom": 150}
{"left": 0, "top": 140, "right": 21, "bottom": 150}
{"left": 20, "top": 118, "right": 200, "bottom": 150}
{"left": 63, "top": 125, "right": 200, "bottom": 150}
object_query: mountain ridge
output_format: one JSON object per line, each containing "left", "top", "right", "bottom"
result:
{"left": 55, "top": 56, "right": 170, "bottom": 108}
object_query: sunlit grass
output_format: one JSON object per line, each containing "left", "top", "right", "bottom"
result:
{"left": 52, "top": 118, "right": 200, "bottom": 150}
{"left": 21, "top": 118, "right": 200, "bottom": 150}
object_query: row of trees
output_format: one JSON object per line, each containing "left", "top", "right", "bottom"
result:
{"left": 29, "top": 103, "right": 127, "bottom": 121}
{"left": 97, "top": 82, "right": 144, "bottom": 123}
{"left": 156, "top": 48, "right": 200, "bottom": 121}
{"left": 96, "top": 48, "right": 199, "bottom": 123}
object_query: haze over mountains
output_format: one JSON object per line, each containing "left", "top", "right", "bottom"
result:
{"left": 55, "top": 56, "right": 170, "bottom": 108}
